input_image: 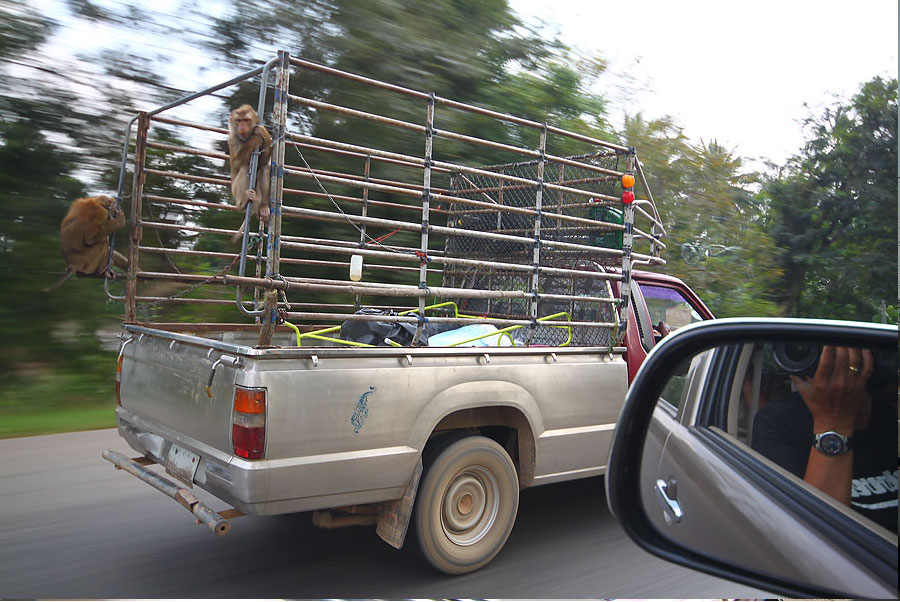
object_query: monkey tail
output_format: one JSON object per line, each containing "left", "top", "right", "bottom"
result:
{"left": 43, "top": 268, "right": 75, "bottom": 292}
{"left": 231, "top": 218, "right": 249, "bottom": 244}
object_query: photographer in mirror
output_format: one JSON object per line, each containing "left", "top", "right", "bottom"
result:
{"left": 751, "top": 344, "right": 898, "bottom": 532}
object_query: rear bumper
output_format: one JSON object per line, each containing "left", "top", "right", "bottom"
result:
{"left": 101, "top": 449, "right": 232, "bottom": 534}
{"left": 114, "top": 407, "right": 412, "bottom": 515}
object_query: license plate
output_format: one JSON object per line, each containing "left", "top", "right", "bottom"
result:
{"left": 165, "top": 444, "right": 200, "bottom": 487}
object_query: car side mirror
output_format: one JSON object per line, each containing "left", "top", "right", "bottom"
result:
{"left": 606, "top": 318, "right": 898, "bottom": 599}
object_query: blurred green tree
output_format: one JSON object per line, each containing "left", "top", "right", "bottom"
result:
{"left": 620, "top": 114, "right": 782, "bottom": 317}
{"left": 764, "top": 77, "right": 898, "bottom": 320}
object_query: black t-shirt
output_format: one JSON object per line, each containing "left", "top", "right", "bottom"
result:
{"left": 751, "top": 392, "right": 898, "bottom": 533}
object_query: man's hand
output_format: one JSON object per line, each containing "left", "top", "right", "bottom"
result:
{"left": 793, "top": 346, "right": 873, "bottom": 435}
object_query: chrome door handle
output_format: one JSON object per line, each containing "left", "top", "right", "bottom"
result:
{"left": 655, "top": 479, "right": 683, "bottom": 523}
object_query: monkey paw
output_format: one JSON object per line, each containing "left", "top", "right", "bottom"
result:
{"left": 246, "top": 189, "right": 259, "bottom": 202}
{"left": 259, "top": 205, "right": 271, "bottom": 223}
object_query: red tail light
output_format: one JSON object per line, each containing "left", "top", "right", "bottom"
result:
{"left": 233, "top": 386, "right": 266, "bottom": 460}
{"left": 116, "top": 353, "right": 124, "bottom": 407}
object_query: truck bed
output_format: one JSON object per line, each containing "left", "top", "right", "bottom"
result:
{"left": 117, "top": 324, "right": 628, "bottom": 516}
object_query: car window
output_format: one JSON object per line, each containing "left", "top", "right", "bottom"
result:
{"left": 695, "top": 342, "right": 899, "bottom": 536}
{"left": 630, "top": 282, "right": 656, "bottom": 352}
{"left": 639, "top": 284, "right": 704, "bottom": 331}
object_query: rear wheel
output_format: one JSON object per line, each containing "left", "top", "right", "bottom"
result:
{"left": 414, "top": 435, "right": 519, "bottom": 574}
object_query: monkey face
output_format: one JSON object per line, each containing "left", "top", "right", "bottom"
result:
{"left": 235, "top": 116, "right": 253, "bottom": 138}
{"left": 230, "top": 104, "right": 258, "bottom": 140}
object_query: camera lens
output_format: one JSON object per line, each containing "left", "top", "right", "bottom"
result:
{"left": 773, "top": 342, "right": 821, "bottom": 376}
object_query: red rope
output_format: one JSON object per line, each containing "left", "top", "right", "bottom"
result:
{"left": 373, "top": 228, "right": 401, "bottom": 243}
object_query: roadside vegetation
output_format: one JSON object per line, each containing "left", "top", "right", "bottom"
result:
{"left": 0, "top": 0, "right": 895, "bottom": 438}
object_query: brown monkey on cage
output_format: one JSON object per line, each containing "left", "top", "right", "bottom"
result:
{"left": 228, "top": 104, "right": 272, "bottom": 243}
{"left": 44, "top": 195, "right": 129, "bottom": 292}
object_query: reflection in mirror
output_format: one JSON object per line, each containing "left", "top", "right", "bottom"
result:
{"left": 639, "top": 338, "right": 898, "bottom": 596}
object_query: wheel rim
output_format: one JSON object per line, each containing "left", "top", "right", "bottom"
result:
{"left": 440, "top": 465, "right": 500, "bottom": 546}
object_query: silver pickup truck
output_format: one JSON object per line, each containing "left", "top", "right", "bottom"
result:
{"left": 102, "top": 53, "right": 712, "bottom": 574}
{"left": 109, "top": 270, "right": 712, "bottom": 573}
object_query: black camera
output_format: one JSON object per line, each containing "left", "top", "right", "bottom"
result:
{"left": 772, "top": 342, "right": 897, "bottom": 388}
{"left": 772, "top": 342, "right": 821, "bottom": 378}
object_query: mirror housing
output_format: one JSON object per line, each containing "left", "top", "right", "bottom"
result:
{"left": 606, "top": 318, "right": 898, "bottom": 599}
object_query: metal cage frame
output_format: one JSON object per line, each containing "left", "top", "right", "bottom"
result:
{"left": 106, "top": 51, "right": 666, "bottom": 348}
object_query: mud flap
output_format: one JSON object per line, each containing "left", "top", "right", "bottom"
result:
{"left": 376, "top": 457, "right": 423, "bottom": 549}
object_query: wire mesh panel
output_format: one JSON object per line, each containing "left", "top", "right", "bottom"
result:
{"left": 443, "top": 152, "right": 623, "bottom": 345}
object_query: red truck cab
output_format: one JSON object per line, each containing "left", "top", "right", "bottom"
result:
{"left": 619, "top": 270, "right": 715, "bottom": 383}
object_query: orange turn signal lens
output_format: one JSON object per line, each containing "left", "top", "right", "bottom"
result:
{"left": 234, "top": 387, "right": 266, "bottom": 414}
{"left": 622, "top": 173, "right": 635, "bottom": 188}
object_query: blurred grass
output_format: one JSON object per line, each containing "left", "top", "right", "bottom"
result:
{"left": 0, "top": 360, "right": 117, "bottom": 439}
{"left": 0, "top": 404, "right": 116, "bottom": 439}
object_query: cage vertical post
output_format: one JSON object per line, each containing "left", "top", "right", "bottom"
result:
{"left": 530, "top": 125, "right": 547, "bottom": 328}
{"left": 413, "top": 93, "right": 436, "bottom": 345}
{"left": 266, "top": 50, "right": 290, "bottom": 279}
{"left": 355, "top": 155, "right": 372, "bottom": 310}
{"left": 617, "top": 150, "right": 637, "bottom": 342}
{"left": 256, "top": 51, "right": 289, "bottom": 345}
{"left": 125, "top": 112, "right": 149, "bottom": 322}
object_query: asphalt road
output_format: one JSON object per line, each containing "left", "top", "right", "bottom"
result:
{"left": 0, "top": 429, "right": 770, "bottom": 599}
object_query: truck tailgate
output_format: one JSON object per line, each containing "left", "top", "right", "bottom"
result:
{"left": 120, "top": 331, "right": 239, "bottom": 455}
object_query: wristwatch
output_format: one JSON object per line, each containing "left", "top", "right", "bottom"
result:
{"left": 812, "top": 431, "right": 851, "bottom": 456}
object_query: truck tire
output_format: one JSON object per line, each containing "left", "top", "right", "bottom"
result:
{"left": 414, "top": 435, "right": 519, "bottom": 574}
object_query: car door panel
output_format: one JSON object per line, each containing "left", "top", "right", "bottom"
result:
{"left": 643, "top": 423, "right": 896, "bottom": 598}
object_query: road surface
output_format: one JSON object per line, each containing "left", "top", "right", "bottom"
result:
{"left": 0, "top": 429, "right": 770, "bottom": 598}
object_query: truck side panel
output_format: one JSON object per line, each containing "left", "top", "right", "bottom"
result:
{"left": 118, "top": 335, "right": 627, "bottom": 516}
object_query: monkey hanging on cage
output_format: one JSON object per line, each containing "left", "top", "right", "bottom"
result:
{"left": 228, "top": 104, "right": 272, "bottom": 243}
{"left": 44, "top": 195, "right": 129, "bottom": 292}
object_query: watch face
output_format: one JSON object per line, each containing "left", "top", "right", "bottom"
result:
{"left": 817, "top": 432, "right": 847, "bottom": 455}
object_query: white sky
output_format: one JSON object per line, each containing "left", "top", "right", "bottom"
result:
{"left": 20, "top": 0, "right": 899, "bottom": 171}
{"left": 511, "top": 0, "right": 899, "bottom": 167}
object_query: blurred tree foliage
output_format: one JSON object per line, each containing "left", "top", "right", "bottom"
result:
{"left": 763, "top": 77, "right": 898, "bottom": 320}
{"left": 622, "top": 116, "right": 782, "bottom": 317}
{"left": 0, "top": 0, "right": 895, "bottom": 422}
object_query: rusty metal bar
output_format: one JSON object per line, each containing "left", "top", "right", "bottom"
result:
{"left": 266, "top": 50, "right": 289, "bottom": 280}
{"left": 281, "top": 311, "right": 616, "bottom": 329}
{"left": 530, "top": 124, "right": 547, "bottom": 325}
{"left": 289, "top": 93, "right": 628, "bottom": 170}
{"left": 285, "top": 275, "right": 615, "bottom": 305}
{"left": 133, "top": 322, "right": 316, "bottom": 333}
{"left": 414, "top": 94, "right": 436, "bottom": 344}
{"left": 147, "top": 62, "right": 271, "bottom": 118}
{"left": 291, "top": 140, "right": 450, "bottom": 173}
{"left": 618, "top": 152, "right": 637, "bottom": 341}
{"left": 147, "top": 141, "right": 227, "bottom": 161}
{"left": 287, "top": 57, "right": 627, "bottom": 152}
{"left": 277, "top": 241, "right": 619, "bottom": 280}
{"left": 277, "top": 206, "right": 658, "bottom": 261}
{"left": 146, "top": 114, "right": 444, "bottom": 175}
{"left": 105, "top": 111, "right": 144, "bottom": 299}
{"left": 125, "top": 112, "right": 150, "bottom": 322}
{"left": 144, "top": 168, "right": 229, "bottom": 187}
{"left": 290, "top": 94, "right": 424, "bottom": 134}
{"left": 218, "top": 273, "right": 617, "bottom": 306}
{"left": 355, "top": 155, "right": 372, "bottom": 308}
{"left": 151, "top": 115, "right": 227, "bottom": 134}
{"left": 102, "top": 449, "right": 230, "bottom": 535}
{"left": 285, "top": 164, "right": 447, "bottom": 194}
{"left": 287, "top": 132, "right": 620, "bottom": 180}
{"left": 290, "top": 56, "right": 431, "bottom": 100}
{"left": 139, "top": 245, "right": 433, "bottom": 274}
{"left": 284, "top": 168, "right": 625, "bottom": 229}
{"left": 145, "top": 190, "right": 447, "bottom": 218}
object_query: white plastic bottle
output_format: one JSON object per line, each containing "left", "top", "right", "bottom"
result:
{"left": 349, "top": 254, "right": 364, "bottom": 281}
